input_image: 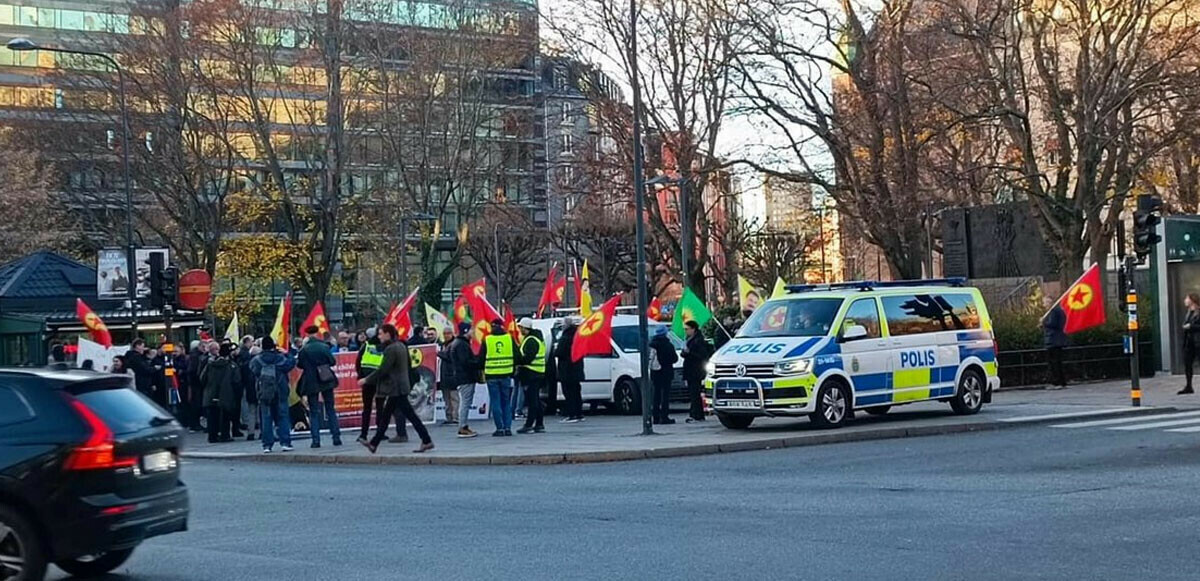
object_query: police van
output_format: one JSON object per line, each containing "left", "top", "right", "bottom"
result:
{"left": 705, "top": 279, "right": 999, "bottom": 430}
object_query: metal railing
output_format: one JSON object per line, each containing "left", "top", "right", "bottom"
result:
{"left": 997, "top": 343, "right": 1154, "bottom": 388}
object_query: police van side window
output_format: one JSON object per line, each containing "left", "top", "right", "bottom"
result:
{"left": 881, "top": 293, "right": 982, "bottom": 336}
{"left": 842, "top": 298, "right": 881, "bottom": 338}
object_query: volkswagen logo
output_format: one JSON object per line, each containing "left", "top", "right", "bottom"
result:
{"left": 735, "top": 364, "right": 747, "bottom": 377}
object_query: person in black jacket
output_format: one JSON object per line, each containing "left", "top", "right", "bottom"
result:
{"left": 1040, "top": 300, "right": 1068, "bottom": 389}
{"left": 236, "top": 336, "right": 258, "bottom": 440}
{"left": 446, "top": 322, "right": 479, "bottom": 437}
{"left": 1181, "top": 293, "right": 1200, "bottom": 394}
{"left": 554, "top": 317, "right": 586, "bottom": 423}
{"left": 682, "top": 320, "right": 715, "bottom": 422}
{"left": 124, "top": 339, "right": 156, "bottom": 399}
{"left": 515, "top": 318, "right": 546, "bottom": 434}
{"left": 649, "top": 326, "right": 679, "bottom": 424}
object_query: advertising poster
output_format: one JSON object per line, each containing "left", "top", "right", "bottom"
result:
{"left": 96, "top": 248, "right": 169, "bottom": 300}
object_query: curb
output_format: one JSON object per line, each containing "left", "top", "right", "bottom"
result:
{"left": 183, "top": 406, "right": 1173, "bottom": 467}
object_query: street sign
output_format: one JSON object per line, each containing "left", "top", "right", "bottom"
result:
{"left": 177, "top": 270, "right": 212, "bottom": 311}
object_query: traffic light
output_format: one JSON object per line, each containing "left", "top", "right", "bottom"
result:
{"left": 1132, "top": 194, "right": 1163, "bottom": 264}
{"left": 148, "top": 253, "right": 178, "bottom": 309}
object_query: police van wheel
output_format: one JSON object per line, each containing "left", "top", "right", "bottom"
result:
{"left": 717, "top": 412, "right": 754, "bottom": 430}
{"left": 810, "top": 380, "right": 851, "bottom": 428}
{"left": 864, "top": 406, "right": 890, "bottom": 416}
{"left": 950, "top": 369, "right": 985, "bottom": 415}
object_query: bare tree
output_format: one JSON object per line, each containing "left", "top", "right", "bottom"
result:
{"left": 942, "top": 0, "right": 1200, "bottom": 280}
{"left": 0, "top": 129, "right": 80, "bottom": 263}
{"left": 462, "top": 204, "right": 545, "bottom": 306}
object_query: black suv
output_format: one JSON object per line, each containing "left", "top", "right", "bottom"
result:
{"left": 0, "top": 368, "right": 189, "bottom": 580}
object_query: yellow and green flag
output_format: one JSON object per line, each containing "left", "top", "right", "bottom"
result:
{"left": 672, "top": 288, "right": 713, "bottom": 338}
{"left": 770, "top": 277, "right": 789, "bottom": 300}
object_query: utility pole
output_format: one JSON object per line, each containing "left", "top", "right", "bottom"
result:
{"left": 630, "top": 0, "right": 653, "bottom": 436}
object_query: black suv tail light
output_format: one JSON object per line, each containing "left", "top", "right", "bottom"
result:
{"left": 63, "top": 396, "right": 138, "bottom": 470}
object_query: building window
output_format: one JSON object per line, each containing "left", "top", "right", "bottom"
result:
{"left": 561, "top": 133, "right": 573, "bottom": 155}
{"left": 560, "top": 102, "right": 570, "bottom": 125}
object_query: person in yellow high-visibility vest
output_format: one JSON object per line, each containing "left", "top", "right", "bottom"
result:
{"left": 479, "top": 319, "right": 516, "bottom": 437}
{"left": 515, "top": 318, "right": 547, "bottom": 434}
{"left": 354, "top": 327, "right": 385, "bottom": 444}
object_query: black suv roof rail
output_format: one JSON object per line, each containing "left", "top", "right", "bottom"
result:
{"left": 785, "top": 278, "right": 968, "bottom": 294}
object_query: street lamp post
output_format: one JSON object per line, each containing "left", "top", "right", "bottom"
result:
{"left": 629, "top": 0, "right": 654, "bottom": 436}
{"left": 9, "top": 38, "right": 139, "bottom": 335}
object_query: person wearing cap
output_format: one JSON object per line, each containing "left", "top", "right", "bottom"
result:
{"left": 554, "top": 316, "right": 586, "bottom": 423}
{"left": 355, "top": 326, "right": 385, "bottom": 444}
{"left": 479, "top": 318, "right": 516, "bottom": 436}
{"left": 515, "top": 318, "right": 547, "bottom": 434}
{"left": 649, "top": 325, "right": 679, "bottom": 425}
{"left": 448, "top": 322, "right": 479, "bottom": 437}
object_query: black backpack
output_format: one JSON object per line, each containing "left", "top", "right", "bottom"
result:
{"left": 256, "top": 359, "right": 279, "bottom": 404}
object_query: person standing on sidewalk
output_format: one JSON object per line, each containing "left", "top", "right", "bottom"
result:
{"left": 1041, "top": 300, "right": 1068, "bottom": 389}
{"left": 449, "top": 322, "right": 479, "bottom": 438}
{"left": 515, "top": 318, "right": 547, "bottom": 434}
{"left": 555, "top": 317, "right": 585, "bottom": 423}
{"left": 251, "top": 336, "right": 296, "bottom": 453}
{"left": 649, "top": 326, "right": 679, "bottom": 424}
{"left": 297, "top": 325, "right": 342, "bottom": 448}
{"left": 480, "top": 318, "right": 516, "bottom": 436}
{"left": 682, "top": 320, "right": 714, "bottom": 423}
{"left": 237, "top": 335, "right": 259, "bottom": 441}
{"left": 1181, "top": 293, "right": 1200, "bottom": 394}
{"left": 436, "top": 327, "right": 461, "bottom": 427}
{"left": 355, "top": 327, "right": 385, "bottom": 444}
{"left": 359, "top": 324, "right": 434, "bottom": 454}
{"left": 201, "top": 343, "right": 238, "bottom": 443}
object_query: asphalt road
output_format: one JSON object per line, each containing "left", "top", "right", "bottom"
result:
{"left": 51, "top": 419, "right": 1200, "bottom": 581}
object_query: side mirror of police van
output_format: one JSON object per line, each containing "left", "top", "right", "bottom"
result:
{"left": 841, "top": 325, "right": 869, "bottom": 342}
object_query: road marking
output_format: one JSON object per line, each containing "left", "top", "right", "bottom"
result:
{"left": 998, "top": 408, "right": 1149, "bottom": 423}
{"left": 1051, "top": 410, "right": 1200, "bottom": 429}
{"left": 1109, "top": 417, "right": 1200, "bottom": 431}
{"left": 1165, "top": 425, "right": 1200, "bottom": 433}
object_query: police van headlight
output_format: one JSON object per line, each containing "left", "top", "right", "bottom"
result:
{"left": 704, "top": 361, "right": 716, "bottom": 377}
{"left": 774, "top": 358, "right": 812, "bottom": 376}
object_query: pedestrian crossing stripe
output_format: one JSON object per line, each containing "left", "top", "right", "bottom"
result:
{"left": 1050, "top": 410, "right": 1200, "bottom": 432}
{"left": 1050, "top": 410, "right": 1200, "bottom": 429}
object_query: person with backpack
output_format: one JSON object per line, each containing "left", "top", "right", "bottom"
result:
{"left": 250, "top": 336, "right": 296, "bottom": 453}
{"left": 649, "top": 326, "right": 679, "bottom": 425}
{"left": 297, "top": 325, "right": 342, "bottom": 448}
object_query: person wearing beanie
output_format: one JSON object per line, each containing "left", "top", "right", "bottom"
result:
{"left": 250, "top": 336, "right": 297, "bottom": 453}
{"left": 448, "top": 321, "right": 479, "bottom": 437}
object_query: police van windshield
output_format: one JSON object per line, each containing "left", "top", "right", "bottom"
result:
{"left": 738, "top": 298, "right": 843, "bottom": 338}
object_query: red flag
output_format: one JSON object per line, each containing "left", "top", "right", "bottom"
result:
{"left": 551, "top": 275, "right": 566, "bottom": 308}
{"left": 572, "top": 295, "right": 621, "bottom": 362}
{"left": 536, "top": 265, "right": 560, "bottom": 318}
{"left": 384, "top": 288, "right": 420, "bottom": 327}
{"left": 648, "top": 297, "right": 663, "bottom": 321}
{"left": 572, "top": 263, "right": 582, "bottom": 311}
{"left": 300, "top": 301, "right": 330, "bottom": 336}
{"left": 461, "top": 279, "right": 501, "bottom": 352}
{"left": 75, "top": 298, "right": 112, "bottom": 348}
{"left": 1057, "top": 263, "right": 1106, "bottom": 334}
{"left": 452, "top": 295, "right": 471, "bottom": 329}
{"left": 503, "top": 303, "right": 519, "bottom": 341}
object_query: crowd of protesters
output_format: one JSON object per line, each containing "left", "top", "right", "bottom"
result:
{"left": 94, "top": 314, "right": 717, "bottom": 455}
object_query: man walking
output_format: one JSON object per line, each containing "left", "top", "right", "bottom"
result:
{"left": 515, "top": 318, "right": 547, "bottom": 434}
{"left": 554, "top": 317, "right": 585, "bottom": 423}
{"left": 480, "top": 318, "right": 516, "bottom": 436}
{"left": 250, "top": 336, "right": 296, "bottom": 453}
{"left": 297, "top": 325, "right": 342, "bottom": 448}
{"left": 649, "top": 326, "right": 679, "bottom": 424}
{"left": 359, "top": 324, "right": 434, "bottom": 454}
{"left": 682, "top": 320, "right": 714, "bottom": 423}
{"left": 449, "top": 322, "right": 479, "bottom": 438}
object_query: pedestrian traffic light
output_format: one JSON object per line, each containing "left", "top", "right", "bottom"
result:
{"left": 1133, "top": 195, "right": 1163, "bottom": 264}
{"left": 148, "top": 253, "right": 178, "bottom": 309}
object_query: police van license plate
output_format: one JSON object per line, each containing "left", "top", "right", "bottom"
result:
{"left": 719, "top": 400, "right": 760, "bottom": 409}
{"left": 142, "top": 451, "right": 175, "bottom": 473}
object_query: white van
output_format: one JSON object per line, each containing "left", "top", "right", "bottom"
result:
{"left": 528, "top": 313, "right": 685, "bottom": 414}
{"left": 706, "top": 279, "right": 999, "bottom": 430}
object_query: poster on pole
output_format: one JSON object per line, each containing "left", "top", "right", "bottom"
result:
{"left": 97, "top": 248, "right": 169, "bottom": 300}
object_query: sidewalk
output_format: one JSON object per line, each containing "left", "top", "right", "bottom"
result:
{"left": 183, "top": 376, "right": 1198, "bottom": 466}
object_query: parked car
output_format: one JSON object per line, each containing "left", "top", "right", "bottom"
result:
{"left": 530, "top": 312, "right": 687, "bottom": 414}
{"left": 0, "top": 367, "right": 189, "bottom": 580}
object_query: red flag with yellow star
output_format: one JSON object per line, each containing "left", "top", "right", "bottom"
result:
{"left": 647, "top": 297, "right": 662, "bottom": 321}
{"left": 462, "top": 279, "right": 501, "bottom": 353}
{"left": 300, "top": 301, "right": 330, "bottom": 336}
{"left": 76, "top": 298, "right": 112, "bottom": 348}
{"left": 1057, "top": 264, "right": 1105, "bottom": 334}
{"left": 572, "top": 294, "right": 621, "bottom": 362}
{"left": 503, "top": 302, "right": 519, "bottom": 341}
